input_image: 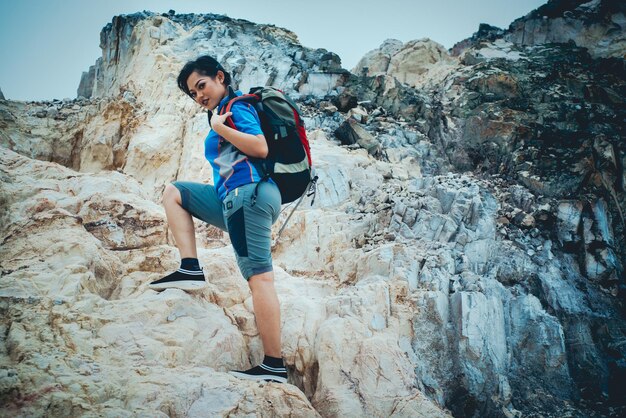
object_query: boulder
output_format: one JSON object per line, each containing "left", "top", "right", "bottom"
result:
{"left": 334, "top": 117, "right": 381, "bottom": 156}
{"left": 352, "top": 38, "right": 403, "bottom": 75}
{"left": 353, "top": 38, "right": 458, "bottom": 89}
{"left": 332, "top": 89, "right": 358, "bottom": 112}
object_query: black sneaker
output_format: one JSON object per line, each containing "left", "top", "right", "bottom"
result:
{"left": 229, "top": 364, "right": 288, "bottom": 383}
{"left": 148, "top": 268, "right": 207, "bottom": 291}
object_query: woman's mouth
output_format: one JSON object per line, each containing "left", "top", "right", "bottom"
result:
{"left": 201, "top": 99, "right": 209, "bottom": 107}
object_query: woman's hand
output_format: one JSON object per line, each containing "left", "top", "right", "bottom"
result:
{"left": 210, "top": 110, "right": 267, "bottom": 157}
{"left": 210, "top": 111, "right": 232, "bottom": 134}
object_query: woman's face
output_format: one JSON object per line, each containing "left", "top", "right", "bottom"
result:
{"left": 186, "top": 70, "right": 227, "bottom": 110}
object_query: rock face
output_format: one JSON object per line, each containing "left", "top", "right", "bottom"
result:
{"left": 77, "top": 64, "right": 97, "bottom": 98}
{"left": 431, "top": 43, "right": 625, "bottom": 283}
{"left": 504, "top": 0, "right": 626, "bottom": 59}
{"left": 1, "top": 2, "right": 625, "bottom": 417}
{"left": 83, "top": 12, "right": 345, "bottom": 101}
{"left": 452, "top": 0, "right": 626, "bottom": 60}
{"left": 0, "top": 96, "right": 142, "bottom": 175}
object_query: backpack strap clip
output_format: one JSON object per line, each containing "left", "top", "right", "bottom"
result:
{"left": 250, "top": 173, "right": 271, "bottom": 208}
{"left": 307, "top": 174, "right": 319, "bottom": 206}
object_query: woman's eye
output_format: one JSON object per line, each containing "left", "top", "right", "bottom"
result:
{"left": 199, "top": 83, "right": 205, "bottom": 90}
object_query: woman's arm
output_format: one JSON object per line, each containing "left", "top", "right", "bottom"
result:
{"left": 211, "top": 111, "right": 268, "bottom": 158}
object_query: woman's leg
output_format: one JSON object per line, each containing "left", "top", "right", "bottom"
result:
{"left": 248, "top": 271, "right": 281, "bottom": 357}
{"left": 150, "top": 182, "right": 226, "bottom": 290}
{"left": 223, "top": 182, "right": 282, "bottom": 357}
{"left": 226, "top": 182, "right": 287, "bottom": 382}
{"left": 163, "top": 183, "right": 197, "bottom": 258}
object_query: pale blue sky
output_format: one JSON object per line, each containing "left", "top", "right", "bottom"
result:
{"left": 0, "top": 0, "right": 546, "bottom": 101}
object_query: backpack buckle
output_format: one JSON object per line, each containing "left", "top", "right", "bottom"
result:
{"left": 307, "top": 175, "right": 319, "bottom": 206}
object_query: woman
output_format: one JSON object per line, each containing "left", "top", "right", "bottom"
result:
{"left": 148, "top": 55, "right": 287, "bottom": 383}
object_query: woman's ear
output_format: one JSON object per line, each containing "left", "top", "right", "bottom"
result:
{"left": 217, "top": 70, "right": 224, "bottom": 84}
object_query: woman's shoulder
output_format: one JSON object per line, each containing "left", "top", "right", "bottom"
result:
{"left": 231, "top": 99, "right": 260, "bottom": 119}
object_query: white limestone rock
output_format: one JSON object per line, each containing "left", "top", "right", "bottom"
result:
{"left": 90, "top": 13, "right": 342, "bottom": 103}
{"left": 312, "top": 317, "right": 450, "bottom": 417}
{"left": 0, "top": 149, "right": 300, "bottom": 415}
{"left": 353, "top": 38, "right": 459, "bottom": 89}
{"left": 0, "top": 142, "right": 451, "bottom": 417}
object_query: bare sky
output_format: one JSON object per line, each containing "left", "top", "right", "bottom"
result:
{"left": 0, "top": 0, "right": 546, "bottom": 101}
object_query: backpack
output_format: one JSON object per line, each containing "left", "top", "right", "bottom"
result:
{"left": 220, "top": 86, "right": 315, "bottom": 204}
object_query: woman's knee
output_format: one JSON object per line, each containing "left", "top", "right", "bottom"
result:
{"left": 248, "top": 271, "right": 274, "bottom": 289}
{"left": 163, "top": 183, "right": 182, "bottom": 206}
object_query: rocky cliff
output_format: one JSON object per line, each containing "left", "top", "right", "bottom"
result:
{"left": 449, "top": 0, "right": 626, "bottom": 59}
{"left": 504, "top": 0, "right": 626, "bottom": 59}
{"left": 1, "top": 1, "right": 625, "bottom": 417}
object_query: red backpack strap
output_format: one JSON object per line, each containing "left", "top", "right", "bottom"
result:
{"left": 219, "top": 94, "right": 261, "bottom": 130}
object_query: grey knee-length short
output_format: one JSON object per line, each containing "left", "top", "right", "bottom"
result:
{"left": 172, "top": 181, "right": 281, "bottom": 280}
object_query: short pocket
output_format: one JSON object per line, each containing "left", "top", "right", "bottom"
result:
{"left": 223, "top": 188, "right": 248, "bottom": 257}
{"left": 226, "top": 206, "right": 248, "bottom": 257}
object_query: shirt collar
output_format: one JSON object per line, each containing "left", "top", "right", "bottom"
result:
{"left": 217, "top": 88, "right": 242, "bottom": 111}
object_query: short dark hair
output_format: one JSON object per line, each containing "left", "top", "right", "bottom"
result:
{"left": 177, "top": 55, "right": 232, "bottom": 97}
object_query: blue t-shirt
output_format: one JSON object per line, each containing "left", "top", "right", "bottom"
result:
{"left": 205, "top": 91, "right": 265, "bottom": 200}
